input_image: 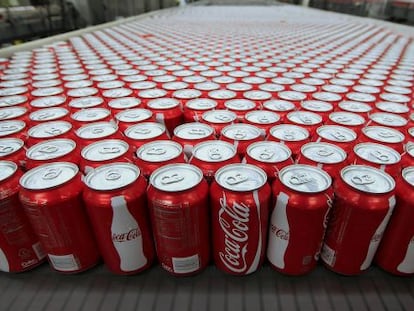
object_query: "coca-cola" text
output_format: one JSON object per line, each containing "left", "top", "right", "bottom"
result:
{"left": 271, "top": 224, "right": 290, "bottom": 240}
{"left": 112, "top": 228, "right": 141, "bottom": 242}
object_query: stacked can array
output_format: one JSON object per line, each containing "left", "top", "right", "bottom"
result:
{"left": 0, "top": 11, "right": 414, "bottom": 276}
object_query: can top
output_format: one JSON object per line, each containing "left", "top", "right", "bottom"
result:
{"left": 369, "top": 112, "right": 407, "bottom": 127}
{"left": 0, "top": 106, "right": 27, "bottom": 121}
{"left": 287, "top": 111, "right": 322, "bottom": 126}
{"left": 263, "top": 100, "right": 295, "bottom": 112}
{"left": 202, "top": 109, "right": 237, "bottom": 124}
{"left": 278, "top": 91, "right": 307, "bottom": 102}
{"left": 147, "top": 98, "right": 180, "bottom": 110}
{"left": 247, "top": 141, "right": 291, "bottom": 163}
{"left": 150, "top": 163, "right": 203, "bottom": 192}
{"left": 221, "top": 124, "right": 261, "bottom": 141}
{"left": 20, "top": 162, "right": 79, "bottom": 190}
{"left": 115, "top": 108, "right": 152, "bottom": 123}
{"left": 339, "top": 101, "right": 372, "bottom": 113}
{"left": 0, "top": 87, "right": 28, "bottom": 96}
{"left": 402, "top": 167, "right": 414, "bottom": 187}
{"left": 279, "top": 164, "right": 332, "bottom": 193}
{"left": 224, "top": 99, "right": 256, "bottom": 111}
{"left": 354, "top": 143, "right": 400, "bottom": 165}
{"left": 0, "top": 95, "right": 27, "bottom": 107}
{"left": 29, "top": 107, "right": 69, "bottom": 122}
{"left": 192, "top": 140, "right": 236, "bottom": 163}
{"left": 102, "top": 88, "right": 133, "bottom": 98}
{"left": 137, "top": 140, "right": 182, "bottom": 162}
{"left": 0, "top": 138, "right": 24, "bottom": 157}
{"left": 301, "top": 142, "right": 346, "bottom": 164}
{"left": 243, "top": 90, "right": 272, "bottom": 101}
{"left": 31, "top": 96, "right": 66, "bottom": 108}
{"left": 108, "top": 97, "right": 141, "bottom": 110}
{"left": 186, "top": 98, "right": 217, "bottom": 111}
{"left": 301, "top": 100, "right": 333, "bottom": 113}
{"left": 84, "top": 162, "right": 140, "bottom": 191}
{"left": 76, "top": 122, "right": 117, "bottom": 139}
{"left": 317, "top": 125, "right": 357, "bottom": 142}
{"left": 215, "top": 163, "right": 267, "bottom": 192}
{"left": 72, "top": 108, "right": 111, "bottom": 122}
{"left": 341, "top": 165, "right": 395, "bottom": 194}
{"left": 27, "top": 139, "right": 76, "bottom": 161}
{"left": 312, "top": 92, "right": 342, "bottom": 102}
{"left": 124, "top": 122, "right": 165, "bottom": 140}
{"left": 0, "top": 161, "right": 17, "bottom": 182}
{"left": 69, "top": 96, "right": 104, "bottom": 109}
{"left": 173, "top": 89, "right": 201, "bottom": 99}
{"left": 29, "top": 121, "right": 71, "bottom": 138}
{"left": 270, "top": 124, "right": 310, "bottom": 141}
{"left": 362, "top": 126, "right": 405, "bottom": 143}
{"left": 138, "top": 88, "right": 167, "bottom": 99}
{"left": 81, "top": 139, "right": 129, "bottom": 162}
{"left": 67, "top": 87, "right": 98, "bottom": 98}
{"left": 173, "top": 122, "right": 214, "bottom": 140}
{"left": 329, "top": 111, "right": 365, "bottom": 126}
{"left": 208, "top": 90, "right": 236, "bottom": 100}
{"left": 375, "top": 102, "right": 409, "bottom": 114}
{"left": 380, "top": 93, "right": 410, "bottom": 103}
{"left": 245, "top": 110, "right": 280, "bottom": 124}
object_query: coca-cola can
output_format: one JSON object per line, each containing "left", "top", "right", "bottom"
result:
{"left": 183, "top": 98, "right": 217, "bottom": 122}
{"left": 262, "top": 99, "right": 296, "bottom": 121}
{"left": 337, "top": 100, "right": 372, "bottom": 116}
{"left": 172, "top": 122, "right": 215, "bottom": 158}
{"left": 108, "top": 97, "right": 141, "bottom": 115}
{"left": 220, "top": 124, "right": 263, "bottom": 157}
{"left": 26, "top": 139, "right": 79, "bottom": 170}
{"left": 297, "top": 142, "right": 348, "bottom": 179}
{"left": 201, "top": 110, "right": 237, "bottom": 136}
{"left": 189, "top": 140, "right": 239, "bottom": 182}
{"left": 360, "top": 126, "right": 405, "bottom": 154}
{"left": 268, "top": 164, "right": 333, "bottom": 275}
{"left": 68, "top": 96, "right": 105, "bottom": 112}
{"left": 286, "top": 111, "right": 323, "bottom": 135}
{"left": 115, "top": 108, "right": 154, "bottom": 132}
{"left": 326, "top": 111, "right": 366, "bottom": 134}
{"left": 243, "top": 141, "right": 293, "bottom": 181}
{"left": 244, "top": 111, "right": 281, "bottom": 136}
{"left": 75, "top": 121, "right": 122, "bottom": 148}
{"left": 267, "top": 124, "right": 311, "bottom": 158}
{"left": 146, "top": 98, "right": 183, "bottom": 135}
{"left": 367, "top": 112, "right": 408, "bottom": 131}
{"left": 147, "top": 164, "right": 210, "bottom": 276}
{"left": 402, "top": 143, "right": 414, "bottom": 168}
{"left": 0, "top": 161, "right": 46, "bottom": 272}
{"left": 80, "top": 139, "right": 133, "bottom": 174}
{"left": 124, "top": 122, "right": 169, "bottom": 151}
{"left": 321, "top": 165, "right": 396, "bottom": 275}
{"left": 0, "top": 106, "right": 29, "bottom": 124}
{"left": 211, "top": 163, "right": 270, "bottom": 275}
{"left": 0, "top": 95, "right": 29, "bottom": 110}
{"left": 27, "top": 121, "right": 74, "bottom": 147}
{"left": 0, "top": 138, "right": 26, "bottom": 168}
{"left": 0, "top": 120, "right": 27, "bottom": 142}
{"left": 135, "top": 140, "right": 186, "bottom": 178}
{"left": 300, "top": 100, "right": 333, "bottom": 122}
{"left": 71, "top": 108, "right": 113, "bottom": 129}
{"left": 29, "top": 107, "right": 70, "bottom": 126}
{"left": 375, "top": 167, "right": 414, "bottom": 275}
{"left": 83, "top": 163, "right": 155, "bottom": 275}
{"left": 315, "top": 125, "right": 358, "bottom": 153}
{"left": 375, "top": 102, "right": 410, "bottom": 118}
{"left": 19, "top": 162, "right": 100, "bottom": 273}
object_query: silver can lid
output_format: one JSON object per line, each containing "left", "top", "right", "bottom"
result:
{"left": 301, "top": 142, "right": 346, "bottom": 164}
{"left": 0, "top": 95, "right": 27, "bottom": 107}
{"left": 116, "top": 108, "right": 152, "bottom": 123}
{"left": 76, "top": 122, "right": 117, "bottom": 139}
{"left": 376, "top": 102, "right": 409, "bottom": 114}
{"left": 208, "top": 90, "right": 236, "bottom": 100}
{"left": 270, "top": 124, "right": 309, "bottom": 141}
{"left": 72, "top": 108, "right": 111, "bottom": 122}
{"left": 67, "top": 87, "right": 98, "bottom": 98}
{"left": 215, "top": 163, "right": 267, "bottom": 192}
{"left": 97, "top": 80, "right": 124, "bottom": 90}
{"left": 173, "top": 122, "right": 214, "bottom": 140}
{"left": 192, "top": 140, "right": 236, "bottom": 162}
{"left": 245, "top": 110, "right": 280, "bottom": 124}
{"left": 84, "top": 162, "right": 140, "bottom": 191}
{"left": 329, "top": 112, "right": 365, "bottom": 126}
{"left": 247, "top": 141, "right": 291, "bottom": 163}
{"left": 402, "top": 167, "right": 414, "bottom": 187}
{"left": 27, "top": 139, "right": 76, "bottom": 161}
{"left": 125, "top": 122, "right": 166, "bottom": 140}
{"left": 31, "top": 87, "right": 63, "bottom": 97}
{"left": 243, "top": 90, "right": 272, "bottom": 101}
{"left": 346, "top": 92, "right": 375, "bottom": 103}
{"left": 287, "top": 111, "right": 322, "bottom": 125}
{"left": 81, "top": 139, "right": 129, "bottom": 162}
{"left": 278, "top": 91, "right": 307, "bottom": 101}
{"left": 138, "top": 88, "right": 167, "bottom": 99}
{"left": 258, "top": 83, "right": 284, "bottom": 93}
{"left": 312, "top": 92, "right": 342, "bottom": 102}
{"left": 108, "top": 97, "right": 141, "bottom": 109}
{"left": 317, "top": 125, "right": 357, "bottom": 142}
{"left": 162, "top": 81, "right": 188, "bottom": 90}
{"left": 20, "top": 162, "right": 79, "bottom": 190}
{"left": 137, "top": 140, "right": 182, "bottom": 162}
{"left": 31, "top": 96, "right": 66, "bottom": 108}
{"left": 129, "top": 81, "right": 156, "bottom": 90}
{"left": 279, "top": 164, "right": 332, "bottom": 193}
{"left": 221, "top": 124, "right": 261, "bottom": 141}
{"left": 173, "top": 89, "right": 201, "bottom": 99}
{"left": 69, "top": 96, "right": 104, "bottom": 109}
{"left": 369, "top": 112, "right": 407, "bottom": 127}
{"left": 202, "top": 110, "right": 237, "bottom": 124}
{"left": 380, "top": 93, "right": 410, "bottom": 103}
{"left": 186, "top": 98, "right": 217, "bottom": 110}
{"left": 147, "top": 98, "right": 179, "bottom": 110}
{"left": 0, "top": 161, "right": 17, "bottom": 182}
{"left": 263, "top": 100, "right": 295, "bottom": 112}
{"left": 150, "top": 163, "right": 203, "bottom": 192}
{"left": 29, "top": 121, "right": 71, "bottom": 138}
{"left": 354, "top": 143, "right": 400, "bottom": 165}
{"left": 102, "top": 88, "right": 133, "bottom": 98}
{"left": 29, "top": 107, "right": 68, "bottom": 122}
{"left": 341, "top": 165, "right": 395, "bottom": 194}
{"left": 0, "top": 106, "right": 27, "bottom": 120}
{"left": 362, "top": 126, "right": 405, "bottom": 143}
{"left": 339, "top": 101, "right": 372, "bottom": 113}
{"left": 224, "top": 99, "right": 256, "bottom": 111}
{"left": 0, "top": 87, "right": 27, "bottom": 96}
{"left": 0, "top": 138, "right": 24, "bottom": 156}
{"left": 301, "top": 100, "right": 333, "bottom": 112}
{"left": 227, "top": 82, "right": 252, "bottom": 91}
{"left": 0, "top": 120, "right": 25, "bottom": 137}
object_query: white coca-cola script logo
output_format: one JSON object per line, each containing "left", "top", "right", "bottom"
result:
{"left": 218, "top": 193, "right": 250, "bottom": 273}
{"left": 112, "top": 228, "right": 141, "bottom": 242}
{"left": 271, "top": 224, "right": 289, "bottom": 240}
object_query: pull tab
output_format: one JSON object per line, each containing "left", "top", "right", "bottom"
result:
{"left": 42, "top": 168, "right": 62, "bottom": 180}
{"left": 351, "top": 174, "right": 375, "bottom": 185}
{"left": 197, "top": 101, "right": 211, "bottom": 108}
{"left": 161, "top": 173, "right": 184, "bottom": 185}
{"left": 382, "top": 116, "right": 395, "bottom": 123}
{"left": 105, "top": 170, "right": 121, "bottom": 181}
{"left": 0, "top": 111, "right": 12, "bottom": 119}
{"left": 146, "top": 147, "right": 166, "bottom": 155}
{"left": 298, "top": 115, "right": 313, "bottom": 124}
{"left": 208, "top": 148, "right": 222, "bottom": 160}
{"left": 91, "top": 128, "right": 104, "bottom": 135}
{"left": 289, "top": 173, "right": 312, "bottom": 185}
{"left": 330, "top": 131, "right": 347, "bottom": 141}
{"left": 125, "top": 112, "right": 141, "bottom": 119}
{"left": 282, "top": 130, "right": 296, "bottom": 140}
{"left": 188, "top": 128, "right": 206, "bottom": 136}
{"left": 378, "top": 131, "right": 396, "bottom": 139}
{"left": 316, "top": 147, "right": 334, "bottom": 157}
{"left": 0, "top": 145, "right": 14, "bottom": 153}
{"left": 335, "top": 116, "right": 351, "bottom": 123}
{"left": 45, "top": 127, "right": 63, "bottom": 136}
{"left": 0, "top": 125, "right": 18, "bottom": 133}
{"left": 214, "top": 114, "right": 231, "bottom": 122}
{"left": 258, "top": 115, "right": 270, "bottom": 123}
{"left": 233, "top": 130, "right": 246, "bottom": 139}
{"left": 134, "top": 128, "right": 151, "bottom": 135}
{"left": 38, "top": 145, "right": 59, "bottom": 154}
{"left": 259, "top": 148, "right": 275, "bottom": 160}
{"left": 225, "top": 173, "right": 248, "bottom": 185}
{"left": 99, "top": 146, "right": 121, "bottom": 154}
{"left": 370, "top": 150, "right": 390, "bottom": 162}
{"left": 86, "top": 112, "right": 98, "bottom": 118}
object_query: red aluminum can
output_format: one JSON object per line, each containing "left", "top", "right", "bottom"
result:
{"left": 402, "top": 143, "right": 414, "bottom": 168}
{"left": 76, "top": 122, "right": 122, "bottom": 149}
{"left": 0, "top": 95, "right": 29, "bottom": 110}
{"left": 147, "top": 164, "right": 210, "bottom": 276}
{"left": 242, "top": 90, "right": 272, "bottom": 107}
{"left": 189, "top": 140, "right": 239, "bottom": 182}
{"left": 183, "top": 98, "right": 217, "bottom": 122}
{"left": 26, "top": 139, "right": 79, "bottom": 170}
{"left": 243, "top": 141, "right": 293, "bottom": 182}
{"left": 286, "top": 111, "right": 323, "bottom": 136}
{"left": 244, "top": 110, "right": 281, "bottom": 136}
{"left": 220, "top": 124, "right": 263, "bottom": 157}
{"left": 83, "top": 163, "right": 155, "bottom": 275}
{"left": 297, "top": 142, "right": 348, "bottom": 179}
{"left": 102, "top": 88, "right": 133, "bottom": 104}
{"left": 211, "top": 163, "right": 270, "bottom": 275}
{"left": 146, "top": 98, "right": 183, "bottom": 135}
{"left": 0, "top": 138, "right": 26, "bottom": 168}
{"left": 267, "top": 124, "right": 311, "bottom": 158}
{"left": 300, "top": 100, "right": 333, "bottom": 122}
{"left": 268, "top": 164, "right": 333, "bottom": 275}
{"left": 108, "top": 97, "right": 141, "bottom": 115}
{"left": 115, "top": 108, "right": 154, "bottom": 132}
{"left": 27, "top": 121, "right": 74, "bottom": 147}
{"left": 71, "top": 108, "right": 113, "bottom": 129}
{"left": 0, "top": 106, "right": 29, "bottom": 123}
{"left": 337, "top": 100, "right": 372, "bottom": 116}
{"left": 29, "top": 107, "right": 70, "bottom": 126}
{"left": 375, "top": 102, "right": 410, "bottom": 118}
{"left": 360, "top": 126, "right": 405, "bottom": 154}
{"left": 315, "top": 125, "right": 358, "bottom": 153}
{"left": 172, "top": 122, "right": 215, "bottom": 158}
{"left": 321, "top": 165, "right": 396, "bottom": 275}
{"left": 375, "top": 167, "right": 414, "bottom": 275}
{"left": 66, "top": 87, "right": 99, "bottom": 101}
{"left": 19, "top": 162, "right": 100, "bottom": 273}
{"left": 123, "top": 122, "right": 169, "bottom": 151}
{"left": 0, "top": 161, "right": 46, "bottom": 272}
{"left": 201, "top": 110, "right": 237, "bottom": 136}
{"left": 326, "top": 111, "right": 366, "bottom": 134}
{"left": 68, "top": 97, "right": 105, "bottom": 112}
{"left": 135, "top": 140, "right": 186, "bottom": 178}
{"left": 262, "top": 99, "right": 296, "bottom": 121}
{"left": 79, "top": 138, "right": 132, "bottom": 172}
{"left": 0, "top": 120, "right": 27, "bottom": 142}
{"left": 224, "top": 99, "right": 257, "bottom": 121}
{"left": 367, "top": 112, "right": 408, "bottom": 131}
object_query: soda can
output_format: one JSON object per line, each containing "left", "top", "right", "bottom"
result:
{"left": 375, "top": 102, "right": 410, "bottom": 118}
{"left": 135, "top": 140, "right": 186, "bottom": 178}
{"left": 277, "top": 91, "right": 307, "bottom": 107}
{"left": 83, "top": 163, "right": 155, "bottom": 274}
{"left": 286, "top": 111, "right": 323, "bottom": 136}
{"left": 262, "top": 99, "right": 296, "bottom": 121}
{"left": 244, "top": 110, "right": 281, "bottom": 136}
{"left": 76, "top": 121, "right": 122, "bottom": 149}
{"left": 0, "top": 106, "right": 29, "bottom": 123}
{"left": 124, "top": 122, "right": 169, "bottom": 151}
{"left": 0, "top": 138, "right": 26, "bottom": 168}
{"left": 220, "top": 124, "right": 263, "bottom": 157}
{"left": 321, "top": 165, "right": 396, "bottom": 275}
{"left": 146, "top": 98, "right": 183, "bottom": 135}
{"left": 207, "top": 90, "right": 237, "bottom": 108}
{"left": 351, "top": 143, "right": 401, "bottom": 176}
{"left": 67, "top": 87, "right": 99, "bottom": 101}
{"left": 26, "top": 139, "right": 79, "bottom": 170}
{"left": 311, "top": 92, "right": 342, "bottom": 106}
{"left": 183, "top": 98, "right": 217, "bottom": 122}
{"left": 0, "top": 87, "right": 30, "bottom": 101}
{"left": 172, "top": 89, "right": 202, "bottom": 106}
{"left": 326, "top": 111, "right": 366, "bottom": 134}
{"left": 68, "top": 96, "right": 105, "bottom": 112}
{"left": 300, "top": 100, "right": 333, "bottom": 122}
{"left": 27, "top": 121, "right": 74, "bottom": 147}
{"left": 268, "top": 164, "right": 333, "bottom": 275}
{"left": 360, "top": 126, "right": 405, "bottom": 154}
{"left": 367, "top": 112, "right": 408, "bottom": 131}
{"left": 242, "top": 90, "right": 272, "bottom": 107}
{"left": 108, "top": 97, "right": 141, "bottom": 115}
{"left": 267, "top": 124, "right": 310, "bottom": 158}
{"left": 226, "top": 82, "right": 253, "bottom": 97}
{"left": 201, "top": 110, "right": 237, "bottom": 136}
{"left": 337, "top": 100, "right": 372, "bottom": 116}
{"left": 147, "top": 164, "right": 210, "bottom": 276}
{"left": 31, "top": 87, "right": 65, "bottom": 100}
{"left": 297, "top": 142, "right": 348, "bottom": 179}
{"left": 315, "top": 125, "right": 358, "bottom": 153}
{"left": 224, "top": 99, "right": 257, "bottom": 121}
{"left": 71, "top": 108, "right": 113, "bottom": 129}
{"left": 0, "top": 120, "right": 27, "bottom": 142}
{"left": 115, "top": 108, "right": 153, "bottom": 132}
{"left": 29, "top": 107, "right": 70, "bottom": 126}
{"left": 189, "top": 140, "right": 239, "bottom": 182}
{"left": 19, "top": 162, "right": 100, "bottom": 273}
{"left": 379, "top": 93, "right": 410, "bottom": 105}
{"left": 102, "top": 88, "right": 133, "bottom": 103}
{"left": 0, "top": 95, "right": 29, "bottom": 110}
{"left": 375, "top": 167, "right": 414, "bottom": 275}
{"left": 291, "top": 84, "right": 317, "bottom": 99}
{"left": 0, "top": 161, "right": 46, "bottom": 272}
{"left": 211, "top": 163, "right": 270, "bottom": 275}
{"left": 172, "top": 122, "right": 215, "bottom": 158}
{"left": 402, "top": 143, "right": 414, "bottom": 168}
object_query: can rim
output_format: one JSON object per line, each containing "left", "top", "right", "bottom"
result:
{"left": 353, "top": 142, "right": 401, "bottom": 164}
{"left": 247, "top": 141, "right": 292, "bottom": 163}
{"left": 149, "top": 163, "right": 203, "bottom": 192}
{"left": 81, "top": 139, "right": 129, "bottom": 161}
{"left": 0, "top": 160, "right": 18, "bottom": 182}
{"left": 301, "top": 142, "right": 347, "bottom": 164}
{"left": 214, "top": 163, "right": 267, "bottom": 192}
{"left": 136, "top": 140, "right": 182, "bottom": 162}
{"left": 192, "top": 140, "right": 237, "bottom": 162}
{"left": 278, "top": 164, "right": 332, "bottom": 193}
{"left": 27, "top": 138, "right": 77, "bottom": 160}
